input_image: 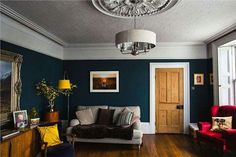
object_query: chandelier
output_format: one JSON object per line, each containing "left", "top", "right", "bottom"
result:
{"left": 92, "top": 0, "right": 179, "bottom": 55}
{"left": 115, "top": 16, "right": 156, "bottom": 55}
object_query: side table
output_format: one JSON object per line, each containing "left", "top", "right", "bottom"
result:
{"left": 189, "top": 123, "right": 199, "bottom": 139}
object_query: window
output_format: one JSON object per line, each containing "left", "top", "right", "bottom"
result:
{"left": 218, "top": 43, "right": 236, "bottom": 105}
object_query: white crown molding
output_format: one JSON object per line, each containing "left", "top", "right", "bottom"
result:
{"left": 1, "top": 14, "right": 63, "bottom": 59}
{"left": 205, "top": 23, "right": 236, "bottom": 44}
{"left": 0, "top": 2, "right": 67, "bottom": 46}
{"left": 63, "top": 43, "right": 207, "bottom": 60}
{"left": 65, "top": 42, "right": 205, "bottom": 49}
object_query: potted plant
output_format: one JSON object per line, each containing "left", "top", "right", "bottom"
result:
{"left": 36, "top": 79, "right": 60, "bottom": 112}
{"left": 29, "top": 107, "right": 40, "bottom": 125}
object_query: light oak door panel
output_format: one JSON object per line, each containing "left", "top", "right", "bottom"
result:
{"left": 156, "top": 68, "right": 184, "bottom": 133}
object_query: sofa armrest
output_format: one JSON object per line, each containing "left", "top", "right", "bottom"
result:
{"left": 70, "top": 119, "right": 80, "bottom": 127}
{"left": 198, "top": 122, "right": 212, "bottom": 132}
{"left": 66, "top": 126, "right": 73, "bottom": 134}
{"left": 133, "top": 120, "right": 141, "bottom": 130}
{"left": 222, "top": 129, "right": 236, "bottom": 139}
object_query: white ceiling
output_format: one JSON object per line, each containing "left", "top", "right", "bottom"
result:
{"left": 1, "top": 0, "right": 236, "bottom": 45}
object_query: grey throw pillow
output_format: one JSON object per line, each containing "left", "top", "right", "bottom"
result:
{"left": 76, "top": 108, "right": 94, "bottom": 125}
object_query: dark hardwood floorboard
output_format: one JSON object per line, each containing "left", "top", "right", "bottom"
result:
{"left": 74, "top": 134, "right": 236, "bottom": 157}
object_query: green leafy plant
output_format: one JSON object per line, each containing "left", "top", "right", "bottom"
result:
{"left": 36, "top": 79, "right": 60, "bottom": 111}
{"left": 29, "top": 107, "right": 39, "bottom": 119}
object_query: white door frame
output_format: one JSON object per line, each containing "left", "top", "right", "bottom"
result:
{"left": 149, "top": 62, "right": 190, "bottom": 134}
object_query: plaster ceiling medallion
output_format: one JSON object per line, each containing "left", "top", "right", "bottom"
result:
{"left": 92, "top": 0, "right": 179, "bottom": 18}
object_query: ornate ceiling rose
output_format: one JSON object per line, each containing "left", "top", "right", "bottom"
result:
{"left": 92, "top": 0, "right": 179, "bottom": 18}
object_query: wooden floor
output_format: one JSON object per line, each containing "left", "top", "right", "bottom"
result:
{"left": 74, "top": 134, "right": 236, "bottom": 157}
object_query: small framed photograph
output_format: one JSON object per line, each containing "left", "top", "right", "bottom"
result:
{"left": 209, "top": 73, "right": 213, "bottom": 85}
{"left": 90, "top": 71, "right": 119, "bottom": 92}
{"left": 13, "top": 110, "right": 28, "bottom": 128}
{"left": 194, "top": 73, "right": 204, "bottom": 85}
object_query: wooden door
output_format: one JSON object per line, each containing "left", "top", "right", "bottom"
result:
{"left": 155, "top": 68, "right": 184, "bottom": 133}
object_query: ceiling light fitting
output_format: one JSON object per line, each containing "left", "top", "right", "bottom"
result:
{"left": 115, "top": 16, "right": 156, "bottom": 56}
{"left": 92, "top": 0, "right": 179, "bottom": 56}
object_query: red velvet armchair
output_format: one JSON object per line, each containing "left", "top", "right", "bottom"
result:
{"left": 197, "top": 105, "right": 236, "bottom": 154}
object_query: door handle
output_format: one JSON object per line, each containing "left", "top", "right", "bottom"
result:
{"left": 176, "top": 105, "right": 184, "bottom": 109}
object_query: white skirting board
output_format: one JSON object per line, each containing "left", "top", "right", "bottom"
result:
{"left": 141, "top": 122, "right": 155, "bottom": 134}
{"left": 141, "top": 122, "right": 189, "bottom": 134}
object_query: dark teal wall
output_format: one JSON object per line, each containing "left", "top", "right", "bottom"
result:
{"left": 64, "top": 59, "right": 213, "bottom": 123}
{"left": 1, "top": 41, "right": 64, "bottom": 120}
{"left": 1, "top": 40, "right": 213, "bottom": 124}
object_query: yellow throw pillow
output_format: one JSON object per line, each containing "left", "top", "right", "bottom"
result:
{"left": 37, "top": 124, "right": 62, "bottom": 149}
{"left": 211, "top": 116, "right": 232, "bottom": 131}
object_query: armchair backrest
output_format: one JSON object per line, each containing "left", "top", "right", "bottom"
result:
{"left": 211, "top": 105, "right": 236, "bottom": 129}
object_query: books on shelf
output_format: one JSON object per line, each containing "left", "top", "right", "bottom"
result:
{"left": 0, "top": 130, "right": 20, "bottom": 140}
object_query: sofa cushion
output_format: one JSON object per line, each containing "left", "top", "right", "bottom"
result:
{"left": 217, "top": 106, "right": 236, "bottom": 129}
{"left": 77, "top": 105, "right": 108, "bottom": 123}
{"left": 37, "top": 124, "right": 62, "bottom": 149}
{"left": 116, "top": 108, "right": 133, "bottom": 126}
{"left": 76, "top": 108, "right": 94, "bottom": 125}
{"left": 109, "top": 106, "right": 140, "bottom": 123}
{"left": 211, "top": 116, "right": 232, "bottom": 131}
{"left": 198, "top": 130, "right": 225, "bottom": 144}
{"left": 96, "top": 109, "right": 115, "bottom": 125}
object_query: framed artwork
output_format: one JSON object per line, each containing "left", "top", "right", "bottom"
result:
{"left": 0, "top": 50, "right": 23, "bottom": 126}
{"left": 194, "top": 73, "right": 204, "bottom": 85}
{"left": 209, "top": 73, "right": 213, "bottom": 85}
{"left": 13, "top": 110, "right": 28, "bottom": 128}
{"left": 90, "top": 71, "right": 119, "bottom": 92}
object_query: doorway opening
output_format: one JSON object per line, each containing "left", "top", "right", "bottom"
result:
{"left": 150, "top": 63, "right": 190, "bottom": 134}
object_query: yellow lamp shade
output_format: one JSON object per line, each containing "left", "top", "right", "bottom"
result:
{"left": 58, "top": 80, "right": 71, "bottom": 89}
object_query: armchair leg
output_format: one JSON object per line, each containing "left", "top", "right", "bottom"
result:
{"left": 197, "top": 140, "right": 204, "bottom": 156}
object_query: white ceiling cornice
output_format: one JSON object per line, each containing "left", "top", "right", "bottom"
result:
{"left": 205, "top": 23, "right": 236, "bottom": 44}
{"left": 65, "top": 42, "right": 206, "bottom": 49}
{"left": 0, "top": 2, "right": 67, "bottom": 46}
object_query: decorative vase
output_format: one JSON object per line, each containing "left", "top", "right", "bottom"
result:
{"left": 30, "top": 118, "right": 40, "bottom": 125}
{"left": 48, "top": 101, "right": 54, "bottom": 112}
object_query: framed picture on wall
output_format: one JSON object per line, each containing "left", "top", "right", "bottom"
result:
{"left": 13, "top": 110, "right": 28, "bottom": 128}
{"left": 0, "top": 50, "right": 23, "bottom": 127}
{"left": 209, "top": 73, "right": 213, "bottom": 85}
{"left": 194, "top": 73, "right": 204, "bottom": 85}
{"left": 90, "top": 71, "right": 119, "bottom": 92}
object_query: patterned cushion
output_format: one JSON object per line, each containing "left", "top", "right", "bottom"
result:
{"left": 116, "top": 108, "right": 134, "bottom": 126}
{"left": 211, "top": 116, "right": 232, "bottom": 131}
{"left": 109, "top": 106, "right": 140, "bottom": 123}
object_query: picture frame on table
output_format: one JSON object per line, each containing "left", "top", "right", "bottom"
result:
{"left": 90, "top": 71, "right": 119, "bottom": 92}
{"left": 13, "top": 110, "right": 28, "bottom": 128}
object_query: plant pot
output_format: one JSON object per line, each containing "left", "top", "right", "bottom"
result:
{"left": 30, "top": 118, "right": 40, "bottom": 125}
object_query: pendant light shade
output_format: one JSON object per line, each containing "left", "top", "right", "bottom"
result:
{"left": 115, "top": 29, "right": 156, "bottom": 56}
{"left": 58, "top": 80, "right": 71, "bottom": 89}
